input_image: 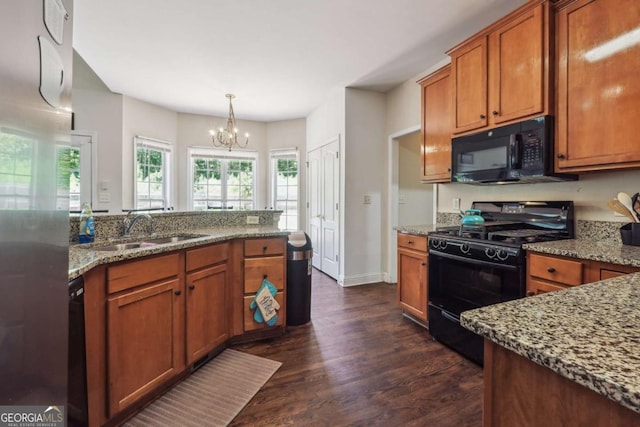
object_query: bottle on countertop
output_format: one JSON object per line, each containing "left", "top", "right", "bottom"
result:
{"left": 78, "top": 203, "right": 95, "bottom": 243}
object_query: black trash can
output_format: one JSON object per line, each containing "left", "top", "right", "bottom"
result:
{"left": 286, "top": 231, "right": 313, "bottom": 326}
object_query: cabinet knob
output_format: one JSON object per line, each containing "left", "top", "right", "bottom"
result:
{"left": 174, "top": 290, "right": 182, "bottom": 296}
{"left": 547, "top": 267, "right": 556, "bottom": 273}
{"left": 188, "top": 284, "right": 195, "bottom": 291}
{"left": 480, "top": 114, "right": 486, "bottom": 119}
{"left": 526, "top": 291, "right": 535, "bottom": 297}
{"left": 447, "top": 168, "right": 451, "bottom": 172}
{"left": 557, "top": 153, "right": 565, "bottom": 159}
{"left": 421, "top": 262, "right": 427, "bottom": 266}
{"left": 407, "top": 240, "right": 414, "bottom": 244}
{"left": 492, "top": 110, "right": 499, "bottom": 116}
{"left": 262, "top": 246, "right": 268, "bottom": 251}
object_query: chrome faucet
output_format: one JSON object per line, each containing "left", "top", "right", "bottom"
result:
{"left": 123, "top": 211, "right": 154, "bottom": 236}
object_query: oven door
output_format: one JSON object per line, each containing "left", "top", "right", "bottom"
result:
{"left": 427, "top": 249, "right": 525, "bottom": 365}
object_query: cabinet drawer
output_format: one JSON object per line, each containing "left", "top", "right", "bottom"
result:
{"left": 242, "top": 292, "right": 284, "bottom": 332}
{"left": 397, "top": 233, "right": 428, "bottom": 252}
{"left": 186, "top": 243, "right": 229, "bottom": 272}
{"left": 244, "top": 237, "right": 285, "bottom": 257}
{"left": 107, "top": 253, "right": 180, "bottom": 294}
{"left": 244, "top": 256, "right": 285, "bottom": 293}
{"left": 529, "top": 254, "right": 584, "bottom": 286}
{"left": 527, "top": 278, "right": 568, "bottom": 296}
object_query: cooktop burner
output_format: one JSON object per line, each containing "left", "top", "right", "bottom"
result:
{"left": 432, "top": 201, "right": 575, "bottom": 247}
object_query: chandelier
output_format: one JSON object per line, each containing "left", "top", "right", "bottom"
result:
{"left": 209, "top": 94, "right": 249, "bottom": 151}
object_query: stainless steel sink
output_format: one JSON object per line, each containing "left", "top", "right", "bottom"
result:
{"left": 91, "top": 242, "right": 149, "bottom": 251}
{"left": 143, "top": 235, "right": 202, "bottom": 245}
{"left": 90, "top": 234, "right": 204, "bottom": 251}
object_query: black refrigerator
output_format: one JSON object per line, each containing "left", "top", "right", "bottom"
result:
{"left": 0, "top": 0, "right": 73, "bottom": 422}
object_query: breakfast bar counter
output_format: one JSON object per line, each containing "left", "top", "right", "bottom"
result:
{"left": 461, "top": 273, "right": 640, "bottom": 426}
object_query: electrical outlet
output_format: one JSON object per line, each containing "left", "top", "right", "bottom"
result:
{"left": 246, "top": 215, "right": 260, "bottom": 224}
{"left": 398, "top": 194, "right": 406, "bottom": 204}
{"left": 99, "top": 192, "right": 110, "bottom": 202}
{"left": 452, "top": 198, "right": 460, "bottom": 210}
{"left": 364, "top": 195, "right": 372, "bottom": 204}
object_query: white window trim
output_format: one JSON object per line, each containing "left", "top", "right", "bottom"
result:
{"left": 134, "top": 136, "right": 173, "bottom": 210}
{"left": 270, "top": 147, "right": 299, "bottom": 230}
{"left": 187, "top": 146, "right": 258, "bottom": 211}
{"left": 70, "top": 130, "right": 97, "bottom": 209}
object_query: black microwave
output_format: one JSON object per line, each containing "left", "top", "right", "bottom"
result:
{"left": 450, "top": 116, "right": 577, "bottom": 184}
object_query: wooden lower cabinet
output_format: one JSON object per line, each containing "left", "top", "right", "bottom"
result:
{"left": 484, "top": 340, "right": 640, "bottom": 426}
{"left": 85, "top": 237, "right": 286, "bottom": 426}
{"left": 107, "top": 277, "right": 184, "bottom": 416}
{"left": 526, "top": 252, "right": 640, "bottom": 295}
{"left": 185, "top": 263, "right": 227, "bottom": 365}
{"left": 396, "top": 233, "right": 428, "bottom": 322}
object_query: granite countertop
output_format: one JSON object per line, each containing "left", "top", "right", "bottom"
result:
{"left": 461, "top": 273, "right": 640, "bottom": 414}
{"left": 394, "top": 224, "right": 437, "bottom": 236}
{"left": 524, "top": 239, "right": 640, "bottom": 268}
{"left": 69, "top": 226, "right": 288, "bottom": 280}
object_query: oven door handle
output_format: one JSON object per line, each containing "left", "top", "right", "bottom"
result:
{"left": 440, "top": 310, "right": 460, "bottom": 324}
{"left": 429, "top": 250, "right": 519, "bottom": 271}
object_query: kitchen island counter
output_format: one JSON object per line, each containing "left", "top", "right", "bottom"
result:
{"left": 461, "top": 272, "right": 640, "bottom": 417}
{"left": 69, "top": 225, "right": 288, "bottom": 280}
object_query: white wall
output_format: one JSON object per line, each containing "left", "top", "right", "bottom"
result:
{"left": 72, "top": 51, "right": 124, "bottom": 213}
{"left": 438, "top": 170, "right": 640, "bottom": 223}
{"left": 398, "top": 132, "right": 434, "bottom": 225}
{"left": 343, "top": 88, "right": 387, "bottom": 285}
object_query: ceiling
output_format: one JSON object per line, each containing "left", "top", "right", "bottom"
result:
{"left": 72, "top": 0, "right": 527, "bottom": 122}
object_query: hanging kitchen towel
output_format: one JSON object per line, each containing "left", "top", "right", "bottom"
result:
{"left": 250, "top": 278, "right": 280, "bottom": 326}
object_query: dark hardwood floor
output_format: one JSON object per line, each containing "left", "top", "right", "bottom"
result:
{"left": 230, "top": 269, "right": 483, "bottom": 427}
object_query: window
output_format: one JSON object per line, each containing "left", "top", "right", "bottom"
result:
{"left": 189, "top": 148, "right": 256, "bottom": 210}
{"left": 135, "top": 137, "right": 172, "bottom": 210}
{"left": 270, "top": 150, "right": 299, "bottom": 230}
{"left": 56, "top": 133, "right": 93, "bottom": 211}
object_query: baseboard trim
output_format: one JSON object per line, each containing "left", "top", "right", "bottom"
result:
{"left": 339, "top": 272, "right": 386, "bottom": 287}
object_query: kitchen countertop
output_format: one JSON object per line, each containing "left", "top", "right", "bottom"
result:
{"left": 461, "top": 273, "right": 640, "bottom": 414}
{"left": 394, "top": 224, "right": 437, "bottom": 236}
{"left": 524, "top": 239, "right": 640, "bottom": 268}
{"left": 69, "top": 226, "right": 288, "bottom": 280}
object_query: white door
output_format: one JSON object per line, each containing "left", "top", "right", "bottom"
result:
{"left": 307, "top": 138, "right": 340, "bottom": 279}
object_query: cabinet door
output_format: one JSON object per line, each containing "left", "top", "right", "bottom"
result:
{"left": 397, "top": 247, "right": 428, "bottom": 321}
{"left": 556, "top": 0, "right": 640, "bottom": 172}
{"left": 420, "top": 66, "right": 452, "bottom": 182}
{"left": 451, "top": 36, "right": 488, "bottom": 134}
{"left": 186, "top": 264, "right": 228, "bottom": 365}
{"left": 489, "top": 3, "right": 544, "bottom": 124}
{"left": 107, "top": 278, "right": 183, "bottom": 416}
{"left": 243, "top": 292, "right": 285, "bottom": 332}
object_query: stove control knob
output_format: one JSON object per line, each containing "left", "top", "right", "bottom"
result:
{"left": 461, "top": 243, "right": 470, "bottom": 254}
{"left": 496, "top": 249, "right": 509, "bottom": 260}
{"left": 485, "top": 248, "right": 496, "bottom": 259}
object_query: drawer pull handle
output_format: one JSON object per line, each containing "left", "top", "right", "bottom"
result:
{"left": 407, "top": 240, "right": 414, "bottom": 244}
{"left": 188, "top": 284, "right": 195, "bottom": 291}
{"left": 263, "top": 274, "right": 268, "bottom": 280}
{"left": 421, "top": 262, "right": 426, "bottom": 266}
{"left": 547, "top": 267, "right": 556, "bottom": 273}
{"left": 262, "top": 246, "right": 268, "bottom": 251}
{"left": 174, "top": 290, "right": 182, "bottom": 296}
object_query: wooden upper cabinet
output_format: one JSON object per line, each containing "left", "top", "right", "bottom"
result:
{"left": 555, "top": 0, "right": 640, "bottom": 172}
{"left": 489, "top": 3, "right": 545, "bottom": 124}
{"left": 449, "top": 1, "right": 549, "bottom": 135}
{"left": 418, "top": 65, "right": 452, "bottom": 183}
{"left": 450, "top": 37, "right": 488, "bottom": 134}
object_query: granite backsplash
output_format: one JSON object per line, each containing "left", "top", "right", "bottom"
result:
{"left": 435, "top": 212, "right": 626, "bottom": 244}
{"left": 69, "top": 210, "right": 282, "bottom": 243}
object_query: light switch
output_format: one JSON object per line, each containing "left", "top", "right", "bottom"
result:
{"left": 364, "top": 195, "right": 372, "bottom": 204}
{"left": 100, "top": 180, "right": 109, "bottom": 191}
{"left": 399, "top": 194, "right": 406, "bottom": 204}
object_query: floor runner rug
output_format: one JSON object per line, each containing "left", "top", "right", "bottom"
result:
{"left": 124, "top": 348, "right": 281, "bottom": 426}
